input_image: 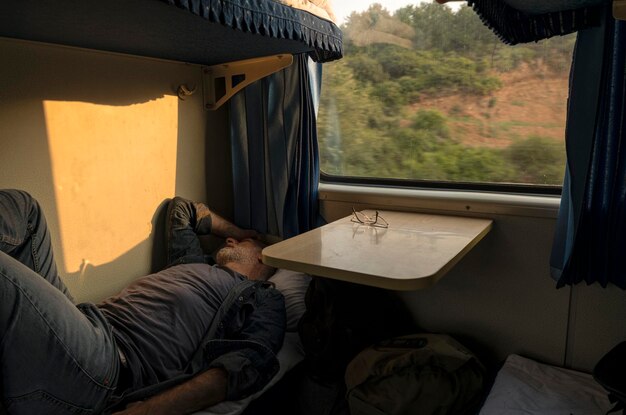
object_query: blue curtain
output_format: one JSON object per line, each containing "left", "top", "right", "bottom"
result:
{"left": 229, "top": 54, "right": 324, "bottom": 239}
{"left": 550, "top": 9, "right": 626, "bottom": 288}
{"left": 467, "top": 0, "right": 605, "bottom": 45}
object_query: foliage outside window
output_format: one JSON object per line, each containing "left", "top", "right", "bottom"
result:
{"left": 318, "top": 3, "right": 575, "bottom": 187}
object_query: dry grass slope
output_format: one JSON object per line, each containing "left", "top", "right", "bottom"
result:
{"left": 409, "top": 62, "right": 569, "bottom": 148}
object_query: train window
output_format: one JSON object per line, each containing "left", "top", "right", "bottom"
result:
{"left": 318, "top": 2, "right": 575, "bottom": 192}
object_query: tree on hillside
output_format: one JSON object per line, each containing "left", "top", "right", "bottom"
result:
{"left": 318, "top": 60, "right": 397, "bottom": 176}
{"left": 507, "top": 136, "right": 565, "bottom": 184}
{"left": 394, "top": 3, "right": 497, "bottom": 54}
{"left": 343, "top": 4, "right": 414, "bottom": 49}
{"left": 319, "top": 5, "right": 573, "bottom": 185}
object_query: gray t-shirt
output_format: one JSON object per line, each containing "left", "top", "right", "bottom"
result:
{"left": 98, "top": 263, "right": 243, "bottom": 390}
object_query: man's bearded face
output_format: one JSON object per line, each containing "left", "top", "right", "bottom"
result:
{"left": 215, "top": 244, "right": 258, "bottom": 266}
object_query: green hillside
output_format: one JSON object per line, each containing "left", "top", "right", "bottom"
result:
{"left": 318, "top": 3, "right": 575, "bottom": 186}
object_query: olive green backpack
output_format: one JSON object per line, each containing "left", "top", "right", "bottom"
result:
{"left": 345, "top": 333, "right": 486, "bottom": 415}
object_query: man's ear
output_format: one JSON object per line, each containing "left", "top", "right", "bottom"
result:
{"left": 257, "top": 253, "right": 263, "bottom": 263}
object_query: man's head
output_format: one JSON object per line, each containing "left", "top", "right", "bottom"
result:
{"left": 216, "top": 237, "right": 276, "bottom": 281}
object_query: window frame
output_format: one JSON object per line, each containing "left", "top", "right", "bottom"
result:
{"left": 320, "top": 172, "right": 562, "bottom": 196}
{"left": 318, "top": 181, "right": 561, "bottom": 221}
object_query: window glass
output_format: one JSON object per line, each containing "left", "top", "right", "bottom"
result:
{"left": 318, "top": 2, "right": 575, "bottom": 187}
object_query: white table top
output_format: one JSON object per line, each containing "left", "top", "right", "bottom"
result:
{"left": 262, "top": 210, "right": 493, "bottom": 290}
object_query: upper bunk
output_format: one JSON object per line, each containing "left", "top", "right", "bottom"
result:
{"left": 0, "top": 0, "right": 343, "bottom": 66}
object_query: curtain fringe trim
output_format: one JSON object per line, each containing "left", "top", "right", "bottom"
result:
{"left": 165, "top": 0, "right": 343, "bottom": 62}
{"left": 467, "top": 0, "right": 604, "bottom": 45}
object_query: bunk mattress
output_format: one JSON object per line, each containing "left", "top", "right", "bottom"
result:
{"left": 277, "top": 0, "right": 336, "bottom": 23}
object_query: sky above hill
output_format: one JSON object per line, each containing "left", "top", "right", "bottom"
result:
{"left": 332, "top": 0, "right": 463, "bottom": 24}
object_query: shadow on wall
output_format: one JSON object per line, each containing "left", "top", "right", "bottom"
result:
{"left": 61, "top": 197, "right": 170, "bottom": 302}
{"left": 0, "top": 38, "right": 212, "bottom": 302}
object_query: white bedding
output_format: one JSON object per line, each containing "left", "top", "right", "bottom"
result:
{"left": 277, "top": 0, "right": 337, "bottom": 23}
{"left": 479, "top": 354, "right": 611, "bottom": 415}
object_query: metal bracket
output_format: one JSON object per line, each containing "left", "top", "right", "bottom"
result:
{"left": 202, "top": 54, "right": 294, "bottom": 110}
{"left": 615, "top": 0, "right": 626, "bottom": 20}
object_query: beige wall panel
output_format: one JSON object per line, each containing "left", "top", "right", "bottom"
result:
{"left": 321, "top": 186, "right": 626, "bottom": 370}
{"left": 567, "top": 284, "right": 626, "bottom": 372}
{"left": 0, "top": 38, "right": 228, "bottom": 302}
{"left": 320, "top": 192, "right": 570, "bottom": 370}
{"left": 44, "top": 98, "right": 178, "bottom": 278}
{"left": 399, "top": 214, "right": 569, "bottom": 368}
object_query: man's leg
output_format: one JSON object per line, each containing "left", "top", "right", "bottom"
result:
{"left": 0, "top": 191, "right": 117, "bottom": 413}
{"left": 0, "top": 189, "right": 73, "bottom": 301}
{"left": 165, "top": 197, "right": 212, "bottom": 267}
{"left": 0, "top": 251, "right": 118, "bottom": 414}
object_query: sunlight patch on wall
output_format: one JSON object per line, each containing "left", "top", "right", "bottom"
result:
{"left": 44, "top": 97, "right": 178, "bottom": 274}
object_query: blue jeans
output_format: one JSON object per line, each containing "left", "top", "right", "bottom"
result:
{"left": 0, "top": 190, "right": 119, "bottom": 414}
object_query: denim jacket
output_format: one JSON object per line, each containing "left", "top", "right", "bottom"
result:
{"left": 203, "top": 278, "right": 285, "bottom": 400}
{"left": 107, "top": 196, "right": 286, "bottom": 409}
{"left": 113, "top": 278, "right": 285, "bottom": 407}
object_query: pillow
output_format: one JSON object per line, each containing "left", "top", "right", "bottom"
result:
{"left": 479, "top": 354, "right": 611, "bottom": 415}
{"left": 269, "top": 269, "right": 311, "bottom": 332}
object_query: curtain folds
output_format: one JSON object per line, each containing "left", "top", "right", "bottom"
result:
{"left": 466, "top": 0, "right": 606, "bottom": 44}
{"left": 550, "top": 10, "right": 626, "bottom": 288}
{"left": 229, "top": 54, "right": 324, "bottom": 239}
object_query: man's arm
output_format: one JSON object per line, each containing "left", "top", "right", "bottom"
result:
{"left": 205, "top": 208, "right": 258, "bottom": 241}
{"left": 112, "top": 368, "right": 228, "bottom": 415}
{"left": 165, "top": 197, "right": 257, "bottom": 267}
{"left": 114, "top": 285, "right": 286, "bottom": 414}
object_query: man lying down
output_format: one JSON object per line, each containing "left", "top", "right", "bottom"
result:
{"left": 0, "top": 190, "right": 286, "bottom": 415}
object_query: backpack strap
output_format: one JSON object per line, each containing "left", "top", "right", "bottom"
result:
{"left": 594, "top": 342, "right": 626, "bottom": 415}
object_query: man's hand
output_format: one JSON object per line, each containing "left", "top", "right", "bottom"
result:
{"left": 208, "top": 208, "right": 259, "bottom": 241}
{"left": 192, "top": 201, "right": 259, "bottom": 241}
{"left": 231, "top": 228, "right": 259, "bottom": 241}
